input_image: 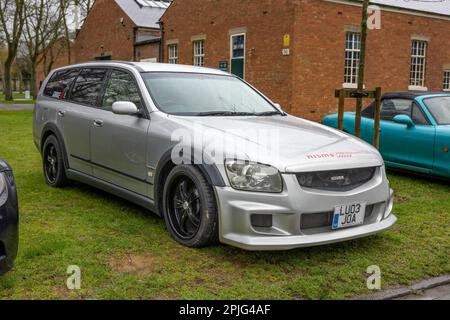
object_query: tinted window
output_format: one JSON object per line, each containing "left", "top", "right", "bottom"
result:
{"left": 102, "top": 70, "right": 142, "bottom": 110}
{"left": 424, "top": 96, "right": 450, "bottom": 125}
{"left": 380, "top": 99, "right": 412, "bottom": 121}
{"left": 411, "top": 103, "right": 429, "bottom": 125}
{"left": 44, "top": 69, "right": 80, "bottom": 100}
{"left": 362, "top": 102, "right": 375, "bottom": 118}
{"left": 70, "top": 68, "right": 108, "bottom": 106}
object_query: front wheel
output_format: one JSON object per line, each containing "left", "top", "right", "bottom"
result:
{"left": 162, "top": 165, "right": 219, "bottom": 248}
{"left": 42, "top": 135, "right": 68, "bottom": 188}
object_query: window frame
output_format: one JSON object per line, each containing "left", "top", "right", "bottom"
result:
{"left": 443, "top": 70, "right": 450, "bottom": 91}
{"left": 68, "top": 67, "right": 110, "bottom": 108}
{"left": 343, "top": 32, "right": 361, "bottom": 86}
{"left": 362, "top": 98, "right": 431, "bottom": 125}
{"left": 230, "top": 33, "right": 246, "bottom": 79}
{"left": 43, "top": 67, "right": 82, "bottom": 101}
{"left": 97, "top": 67, "right": 149, "bottom": 118}
{"left": 409, "top": 40, "right": 428, "bottom": 89}
{"left": 193, "top": 40, "right": 205, "bottom": 67}
{"left": 168, "top": 44, "right": 178, "bottom": 64}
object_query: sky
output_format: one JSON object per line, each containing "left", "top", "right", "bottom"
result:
{"left": 370, "top": 0, "right": 450, "bottom": 15}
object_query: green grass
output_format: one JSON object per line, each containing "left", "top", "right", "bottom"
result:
{"left": 0, "top": 92, "right": 35, "bottom": 104}
{"left": 0, "top": 110, "right": 449, "bottom": 300}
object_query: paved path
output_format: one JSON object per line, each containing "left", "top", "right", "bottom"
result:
{"left": 356, "top": 275, "right": 450, "bottom": 300}
{"left": 395, "top": 283, "right": 450, "bottom": 300}
{"left": 0, "top": 104, "right": 34, "bottom": 111}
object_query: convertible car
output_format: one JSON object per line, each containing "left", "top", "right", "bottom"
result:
{"left": 323, "top": 92, "right": 450, "bottom": 179}
{"left": 0, "top": 159, "right": 19, "bottom": 274}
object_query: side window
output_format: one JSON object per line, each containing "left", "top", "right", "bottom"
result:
{"left": 43, "top": 69, "right": 79, "bottom": 100}
{"left": 411, "top": 103, "right": 429, "bottom": 125}
{"left": 362, "top": 102, "right": 375, "bottom": 119}
{"left": 380, "top": 99, "right": 412, "bottom": 121}
{"left": 102, "top": 70, "right": 142, "bottom": 110}
{"left": 70, "top": 68, "right": 108, "bottom": 106}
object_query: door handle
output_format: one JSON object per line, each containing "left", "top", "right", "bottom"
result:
{"left": 57, "top": 110, "right": 66, "bottom": 117}
{"left": 93, "top": 120, "right": 104, "bottom": 127}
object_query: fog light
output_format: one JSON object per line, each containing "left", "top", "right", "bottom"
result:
{"left": 251, "top": 214, "right": 273, "bottom": 228}
{"left": 384, "top": 189, "right": 394, "bottom": 219}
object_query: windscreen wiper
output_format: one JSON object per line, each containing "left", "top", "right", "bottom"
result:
{"left": 196, "top": 111, "right": 257, "bottom": 117}
{"left": 254, "top": 111, "right": 284, "bottom": 116}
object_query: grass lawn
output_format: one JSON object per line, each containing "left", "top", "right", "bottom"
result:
{"left": 0, "top": 92, "right": 35, "bottom": 105}
{"left": 0, "top": 110, "right": 449, "bottom": 300}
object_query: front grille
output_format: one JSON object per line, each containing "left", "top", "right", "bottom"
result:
{"left": 297, "top": 167, "right": 377, "bottom": 191}
{"left": 300, "top": 205, "right": 375, "bottom": 230}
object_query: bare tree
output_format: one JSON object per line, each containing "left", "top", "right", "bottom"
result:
{"left": 23, "top": 0, "right": 64, "bottom": 98}
{"left": 0, "top": 0, "right": 26, "bottom": 100}
{"left": 354, "top": 0, "right": 370, "bottom": 137}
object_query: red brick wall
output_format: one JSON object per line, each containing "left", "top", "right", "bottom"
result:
{"left": 161, "top": 0, "right": 296, "bottom": 112}
{"left": 162, "top": 0, "right": 450, "bottom": 121}
{"left": 293, "top": 0, "right": 450, "bottom": 121}
{"left": 135, "top": 42, "right": 160, "bottom": 61}
{"left": 36, "top": 38, "right": 73, "bottom": 89}
{"left": 73, "top": 0, "right": 136, "bottom": 62}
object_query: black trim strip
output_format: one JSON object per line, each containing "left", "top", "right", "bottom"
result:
{"left": 70, "top": 154, "right": 153, "bottom": 185}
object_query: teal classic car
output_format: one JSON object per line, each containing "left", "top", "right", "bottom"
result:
{"left": 322, "top": 92, "right": 450, "bottom": 179}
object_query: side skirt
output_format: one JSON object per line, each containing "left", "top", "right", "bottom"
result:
{"left": 66, "top": 169, "right": 158, "bottom": 215}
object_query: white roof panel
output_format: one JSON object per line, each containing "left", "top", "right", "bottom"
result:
{"left": 370, "top": 0, "right": 450, "bottom": 16}
{"left": 115, "top": 0, "right": 171, "bottom": 28}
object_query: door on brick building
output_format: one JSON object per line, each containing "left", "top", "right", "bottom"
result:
{"left": 230, "top": 34, "right": 245, "bottom": 79}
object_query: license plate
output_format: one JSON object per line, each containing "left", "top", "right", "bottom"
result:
{"left": 332, "top": 202, "right": 366, "bottom": 230}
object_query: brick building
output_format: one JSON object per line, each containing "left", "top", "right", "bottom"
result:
{"left": 36, "top": 0, "right": 170, "bottom": 86}
{"left": 74, "top": 0, "right": 170, "bottom": 63}
{"left": 160, "top": 0, "right": 450, "bottom": 120}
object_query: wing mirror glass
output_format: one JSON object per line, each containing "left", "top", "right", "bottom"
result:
{"left": 112, "top": 101, "right": 139, "bottom": 116}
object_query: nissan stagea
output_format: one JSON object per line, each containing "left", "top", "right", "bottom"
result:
{"left": 33, "top": 62, "right": 396, "bottom": 250}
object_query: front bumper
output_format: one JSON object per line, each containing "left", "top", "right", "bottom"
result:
{"left": 216, "top": 169, "right": 396, "bottom": 251}
{"left": 0, "top": 162, "right": 19, "bottom": 275}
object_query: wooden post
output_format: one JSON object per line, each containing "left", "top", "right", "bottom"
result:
{"left": 373, "top": 87, "right": 382, "bottom": 149}
{"left": 338, "top": 89, "right": 345, "bottom": 130}
{"left": 355, "top": 0, "right": 370, "bottom": 138}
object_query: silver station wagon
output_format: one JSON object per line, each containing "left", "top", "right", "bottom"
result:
{"left": 33, "top": 62, "right": 396, "bottom": 250}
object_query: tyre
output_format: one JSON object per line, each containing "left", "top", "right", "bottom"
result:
{"left": 162, "top": 165, "right": 219, "bottom": 248}
{"left": 42, "top": 135, "right": 68, "bottom": 188}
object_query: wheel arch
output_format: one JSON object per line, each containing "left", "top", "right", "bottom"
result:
{"left": 41, "top": 123, "right": 69, "bottom": 169}
{"left": 153, "top": 150, "right": 226, "bottom": 216}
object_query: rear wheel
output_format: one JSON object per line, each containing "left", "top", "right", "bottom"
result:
{"left": 163, "top": 165, "right": 219, "bottom": 248}
{"left": 42, "top": 135, "right": 68, "bottom": 188}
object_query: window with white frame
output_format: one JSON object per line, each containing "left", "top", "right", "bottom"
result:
{"left": 168, "top": 44, "right": 178, "bottom": 64}
{"left": 410, "top": 40, "right": 427, "bottom": 87}
{"left": 344, "top": 32, "right": 361, "bottom": 85}
{"left": 193, "top": 40, "right": 204, "bottom": 66}
{"left": 443, "top": 70, "right": 450, "bottom": 91}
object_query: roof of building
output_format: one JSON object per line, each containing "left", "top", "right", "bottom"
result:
{"left": 114, "top": 0, "right": 171, "bottom": 29}
{"left": 364, "top": 0, "right": 449, "bottom": 16}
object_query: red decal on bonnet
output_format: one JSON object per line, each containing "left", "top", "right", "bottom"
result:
{"left": 306, "top": 151, "right": 361, "bottom": 159}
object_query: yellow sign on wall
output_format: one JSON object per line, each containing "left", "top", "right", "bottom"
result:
{"left": 283, "top": 34, "right": 291, "bottom": 47}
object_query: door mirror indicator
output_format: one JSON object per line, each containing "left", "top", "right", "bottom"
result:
{"left": 112, "top": 101, "right": 139, "bottom": 116}
{"left": 393, "top": 114, "right": 415, "bottom": 127}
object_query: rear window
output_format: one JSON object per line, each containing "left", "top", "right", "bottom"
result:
{"left": 43, "top": 69, "right": 80, "bottom": 100}
{"left": 70, "top": 68, "right": 108, "bottom": 106}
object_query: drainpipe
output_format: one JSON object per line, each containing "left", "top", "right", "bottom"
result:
{"left": 158, "top": 21, "right": 164, "bottom": 63}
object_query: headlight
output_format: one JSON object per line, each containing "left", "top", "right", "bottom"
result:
{"left": 0, "top": 173, "right": 7, "bottom": 205}
{"left": 0, "top": 173, "right": 6, "bottom": 194}
{"left": 225, "top": 160, "right": 282, "bottom": 193}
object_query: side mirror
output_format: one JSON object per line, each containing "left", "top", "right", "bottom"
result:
{"left": 393, "top": 114, "right": 415, "bottom": 127}
{"left": 112, "top": 101, "right": 139, "bottom": 116}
